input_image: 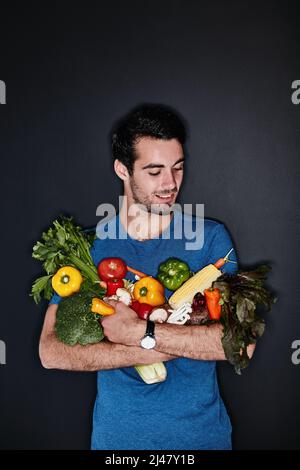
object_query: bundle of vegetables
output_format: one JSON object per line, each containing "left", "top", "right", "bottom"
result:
{"left": 31, "top": 216, "right": 276, "bottom": 379}
{"left": 156, "top": 253, "right": 277, "bottom": 374}
{"left": 31, "top": 217, "right": 167, "bottom": 384}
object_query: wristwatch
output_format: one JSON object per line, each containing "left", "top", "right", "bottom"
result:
{"left": 140, "top": 320, "right": 156, "bottom": 349}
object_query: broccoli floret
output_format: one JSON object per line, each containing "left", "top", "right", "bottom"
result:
{"left": 55, "top": 290, "right": 104, "bottom": 346}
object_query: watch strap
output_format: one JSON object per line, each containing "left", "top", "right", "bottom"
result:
{"left": 145, "top": 319, "right": 155, "bottom": 337}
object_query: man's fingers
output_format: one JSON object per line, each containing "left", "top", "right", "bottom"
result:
{"left": 105, "top": 298, "right": 118, "bottom": 307}
{"left": 105, "top": 298, "right": 126, "bottom": 311}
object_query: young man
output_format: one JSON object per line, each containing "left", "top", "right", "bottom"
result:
{"left": 40, "top": 104, "right": 254, "bottom": 450}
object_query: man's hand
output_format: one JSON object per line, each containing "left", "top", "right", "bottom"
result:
{"left": 101, "top": 300, "right": 145, "bottom": 347}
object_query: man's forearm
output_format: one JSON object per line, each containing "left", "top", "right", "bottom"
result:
{"left": 101, "top": 300, "right": 227, "bottom": 361}
{"left": 100, "top": 301, "right": 256, "bottom": 362}
{"left": 154, "top": 322, "right": 226, "bottom": 361}
{"left": 39, "top": 304, "right": 176, "bottom": 371}
{"left": 40, "top": 332, "right": 175, "bottom": 371}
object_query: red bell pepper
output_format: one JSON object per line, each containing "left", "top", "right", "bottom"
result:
{"left": 106, "top": 279, "right": 124, "bottom": 296}
{"left": 130, "top": 300, "right": 153, "bottom": 320}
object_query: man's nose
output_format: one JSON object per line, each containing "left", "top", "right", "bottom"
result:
{"left": 161, "top": 171, "right": 177, "bottom": 192}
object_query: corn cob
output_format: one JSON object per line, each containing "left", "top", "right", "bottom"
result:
{"left": 168, "top": 264, "right": 221, "bottom": 309}
{"left": 135, "top": 363, "right": 167, "bottom": 384}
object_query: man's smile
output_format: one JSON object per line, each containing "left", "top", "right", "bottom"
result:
{"left": 154, "top": 193, "right": 176, "bottom": 203}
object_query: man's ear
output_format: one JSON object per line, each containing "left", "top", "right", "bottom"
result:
{"left": 114, "top": 159, "right": 130, "bottom": 181}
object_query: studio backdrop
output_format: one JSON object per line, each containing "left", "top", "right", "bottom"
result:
{"left": 0, "top": 1, "right": 299, "bottom": 450}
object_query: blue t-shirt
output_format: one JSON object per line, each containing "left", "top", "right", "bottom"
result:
{"left": 49, "top": 212, "right": 238, "bottom": 450}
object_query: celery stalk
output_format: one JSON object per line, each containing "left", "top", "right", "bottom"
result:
{"left": 134, "top": 362, "right": 167, "bottom": 384}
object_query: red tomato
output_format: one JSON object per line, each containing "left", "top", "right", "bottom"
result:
{"left": 97, "top": 258, "right": 127, "bottom": 282}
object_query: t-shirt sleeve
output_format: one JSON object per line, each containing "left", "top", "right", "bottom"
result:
{"left": 206, "top": 223, "right": 239, "bottom": 274}
{"left": 48, "top": 292, "right": 62, "bottom": 305}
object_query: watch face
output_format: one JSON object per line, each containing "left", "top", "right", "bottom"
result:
{"left": 141, "top": 335, "right": 156, "bottom": 350}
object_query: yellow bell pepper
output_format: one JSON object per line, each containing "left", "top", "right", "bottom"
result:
{"left": 133, "top": 276, "right": 165, "bottom": 307}
{"left": 91, "top": 298, "right": 115, "bottom": 316}
{"left": 52, "top": 266, "right": 83, "bottom": 297}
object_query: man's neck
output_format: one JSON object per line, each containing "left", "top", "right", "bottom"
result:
{"left": 119, "top": 200, "right": 173, "bottom": 241}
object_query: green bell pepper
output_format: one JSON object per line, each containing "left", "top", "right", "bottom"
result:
{"left": 157, "top": 258, "right": 191, "bottom": 291}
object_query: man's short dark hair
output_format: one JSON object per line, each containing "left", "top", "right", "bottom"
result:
{"left": 111, "top": 103, "right": 187, "bottom": 175}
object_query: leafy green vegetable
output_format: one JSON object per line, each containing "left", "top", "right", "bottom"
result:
{"left": 213, "top": 265, "right": 276, "bottom": 374}
{"left": 31, "top": 275, "right": 52, "bottom": 303}
{"left": 31, "top": 217, "right": 100, "bottom": 303}
{"left": 55, "top": 290, "right": 104, "bottom": 346}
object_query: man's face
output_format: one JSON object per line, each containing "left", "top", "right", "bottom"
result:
{"left": 127, "top": 137, "right": 184, "bottom": 213}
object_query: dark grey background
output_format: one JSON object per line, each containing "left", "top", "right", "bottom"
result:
{"left": 0, "top": 1, "right": 299, "bottom": 449}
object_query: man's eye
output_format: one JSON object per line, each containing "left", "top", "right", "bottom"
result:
{"left": 148, "top": 167, "right": 183, "bottom": 176}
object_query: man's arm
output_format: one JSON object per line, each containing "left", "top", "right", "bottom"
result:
{"left": 153, "top": 322, "right": 255, "bottom": 360}
{"left": 39, "top": 304, "right": 176, "bottom": 371}
{"left": 102, "top": 300, "right": 256, "bottom": 361}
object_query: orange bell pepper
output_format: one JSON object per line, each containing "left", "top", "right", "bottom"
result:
{"left": 91, "top": 298, "right": 115, "bottom": 316}
{"left": 133, "top": 276, "right": 165, "bottom": 307}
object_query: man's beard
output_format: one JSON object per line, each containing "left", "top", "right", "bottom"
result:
{"left": 130, "top": 177, "right": 176, "bottom": 215}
